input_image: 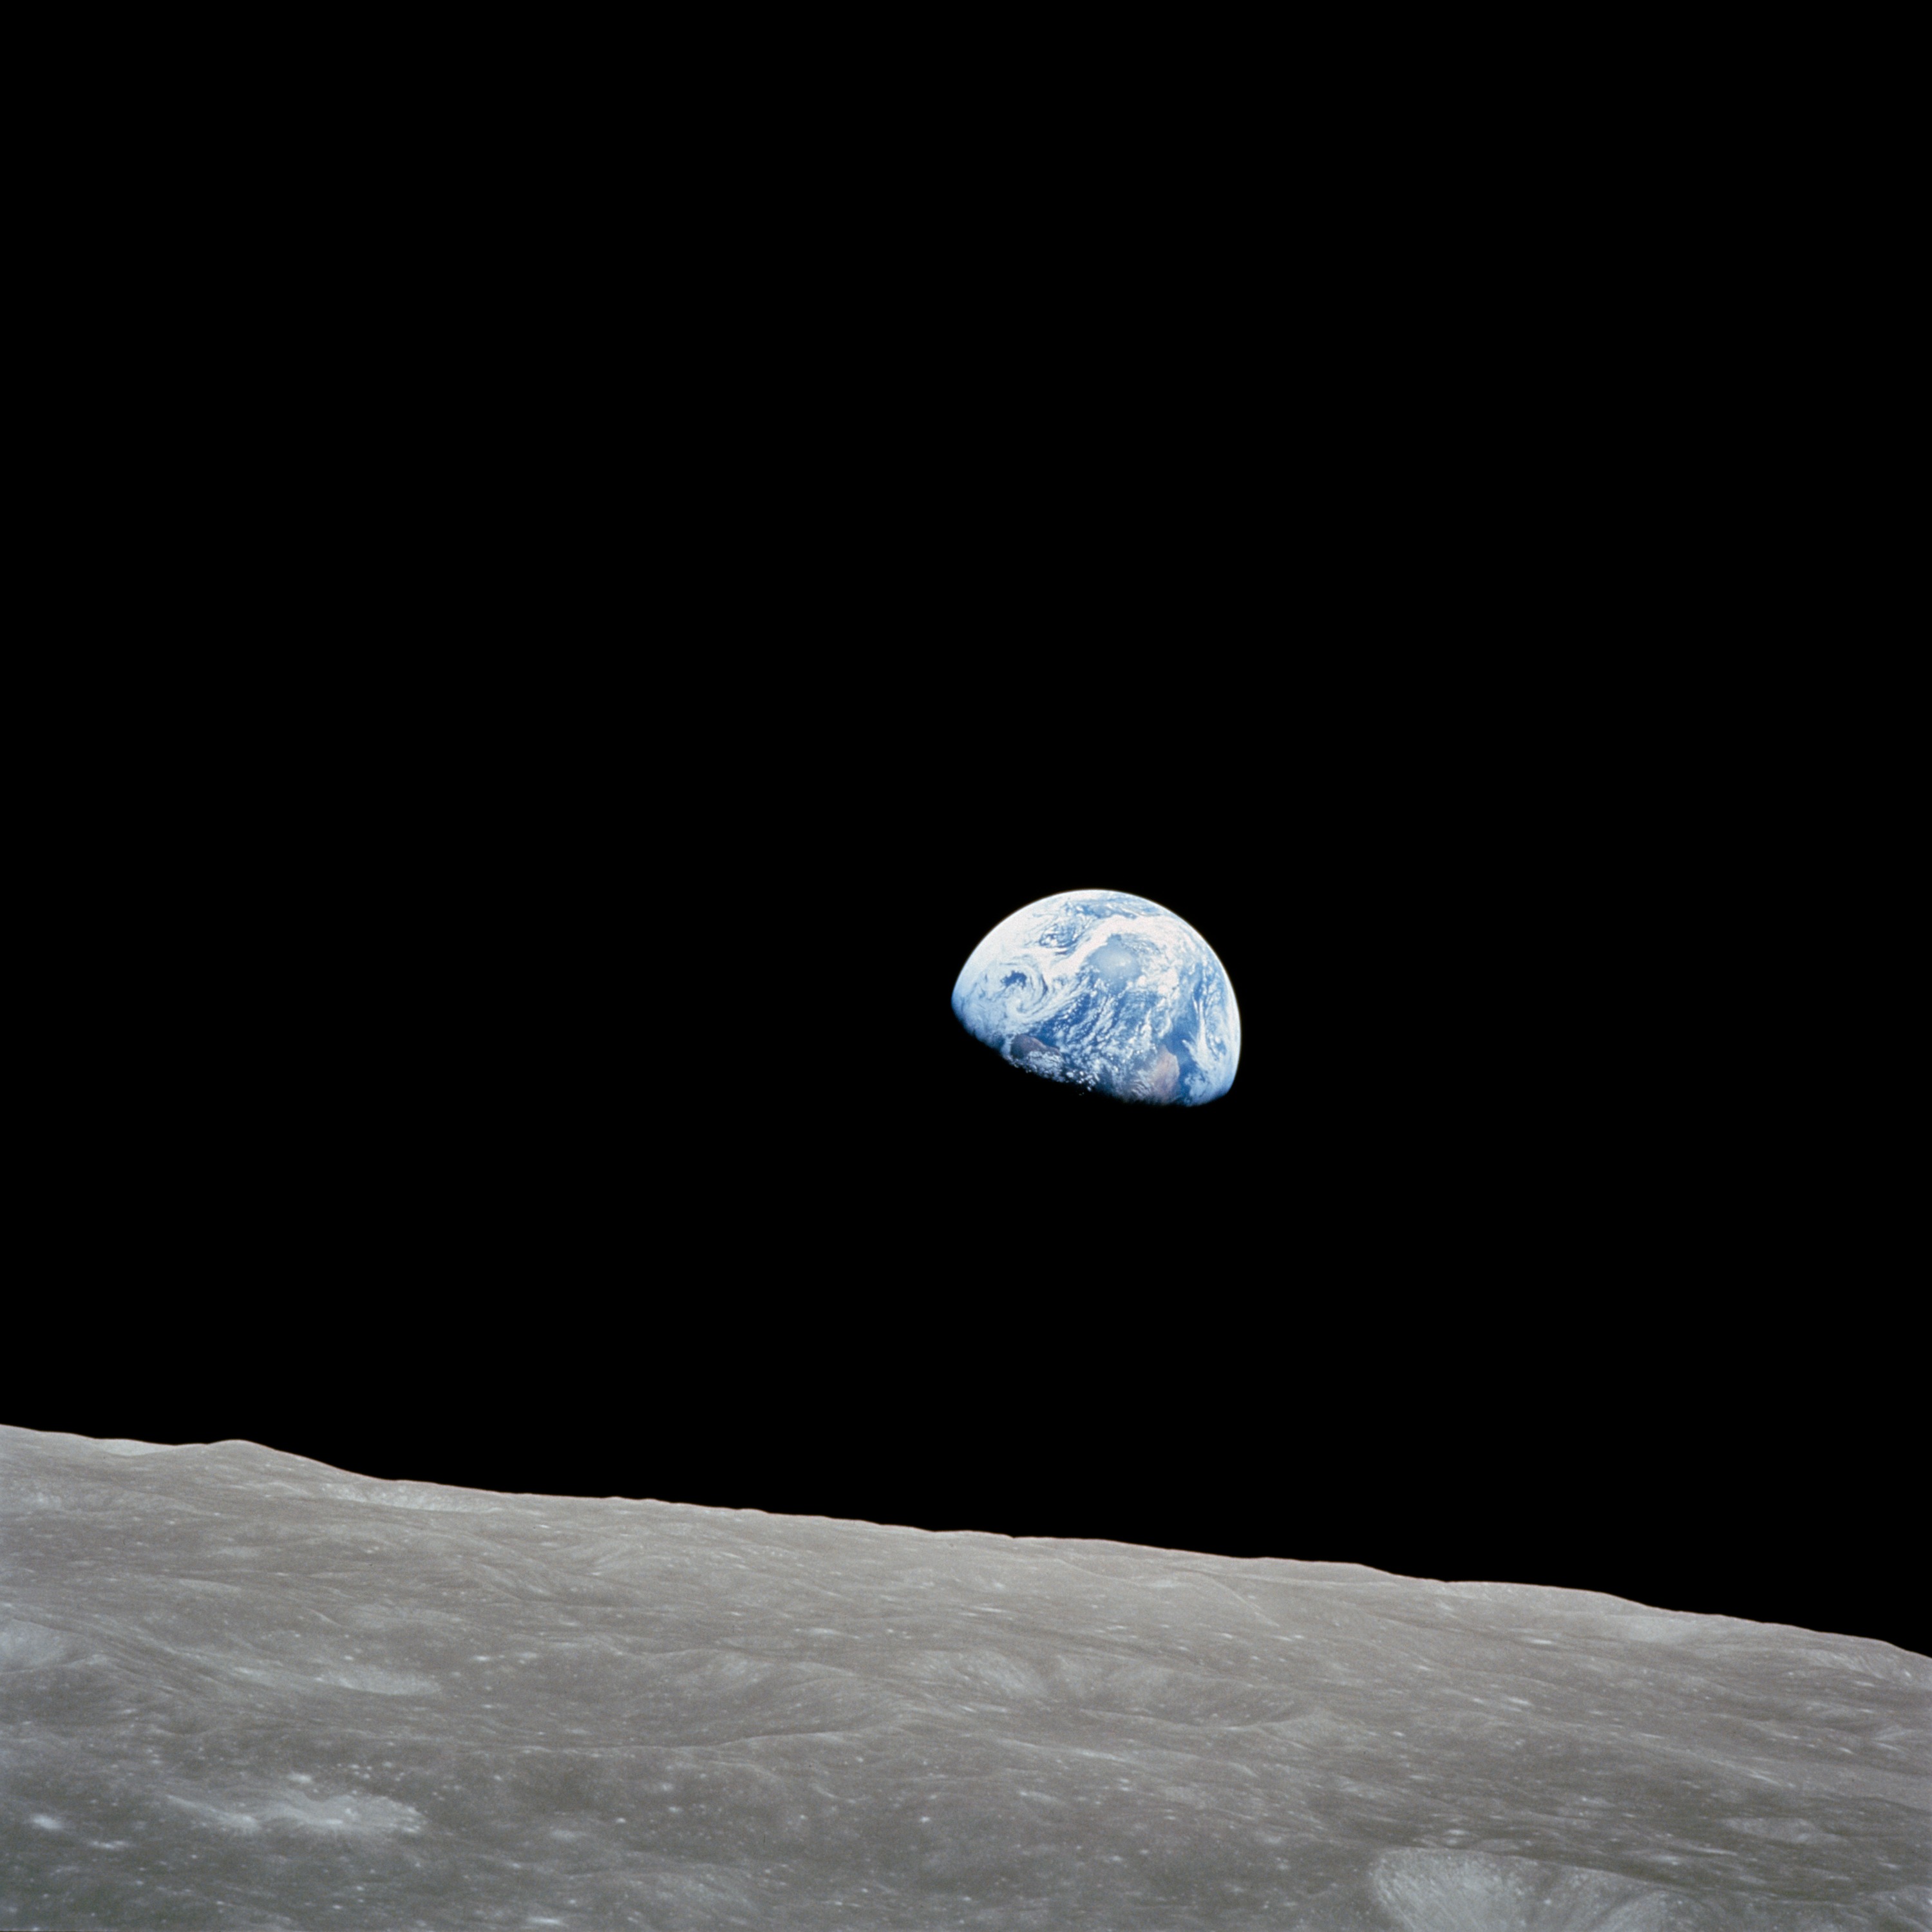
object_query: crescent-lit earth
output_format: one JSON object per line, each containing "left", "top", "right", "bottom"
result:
{"left": 952, "top": 890, "right": 1240, "bottom": 1104}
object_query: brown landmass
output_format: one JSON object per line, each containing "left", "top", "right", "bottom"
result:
{"left": 1124, "top": 1047, "right": 1180, "bottom": 1101}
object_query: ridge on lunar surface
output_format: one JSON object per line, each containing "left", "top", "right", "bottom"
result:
{"left": 952, "top": 889, "right": 1240, "bottom": 1103}
{"left": 2, "top": 1425, "right": 1926, "bottom": 1930}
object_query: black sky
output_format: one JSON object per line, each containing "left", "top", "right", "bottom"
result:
{"left": 19, "top": 80, "right": 1913, "bottom": 1667}
{"left": 32, "top": 640, "right": 1918, "bottom": 1663}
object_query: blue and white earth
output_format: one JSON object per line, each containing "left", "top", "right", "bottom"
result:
{"left": 952, "top": 890, "right": 1240, "bottom": 1104}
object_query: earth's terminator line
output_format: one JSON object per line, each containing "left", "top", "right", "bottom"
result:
{"left": 952, "top": 889, "right": 1240, "bottom": 1104}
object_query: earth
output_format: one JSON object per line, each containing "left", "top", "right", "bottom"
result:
{"left": 952, "top": 889, "right": 1240, "bottom": 1104}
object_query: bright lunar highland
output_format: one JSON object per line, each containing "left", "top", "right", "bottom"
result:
{"left": 952, "top": 890, "right": 1239, "bottom": 1103}
{"left": 3, "top": 1426, "right": 1926, "bottom": 1929}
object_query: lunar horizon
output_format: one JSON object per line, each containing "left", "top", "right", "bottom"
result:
{"left": 1, "top": 1424, "right": 1926, "bottom": 1929}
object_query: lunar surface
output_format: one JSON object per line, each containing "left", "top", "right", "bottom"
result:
{"left": 952, "top": 890, "right": 1239, "bottom": 1103}
{"left": 1, "top": 1426, "right": 1926, "bottom": 1929}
